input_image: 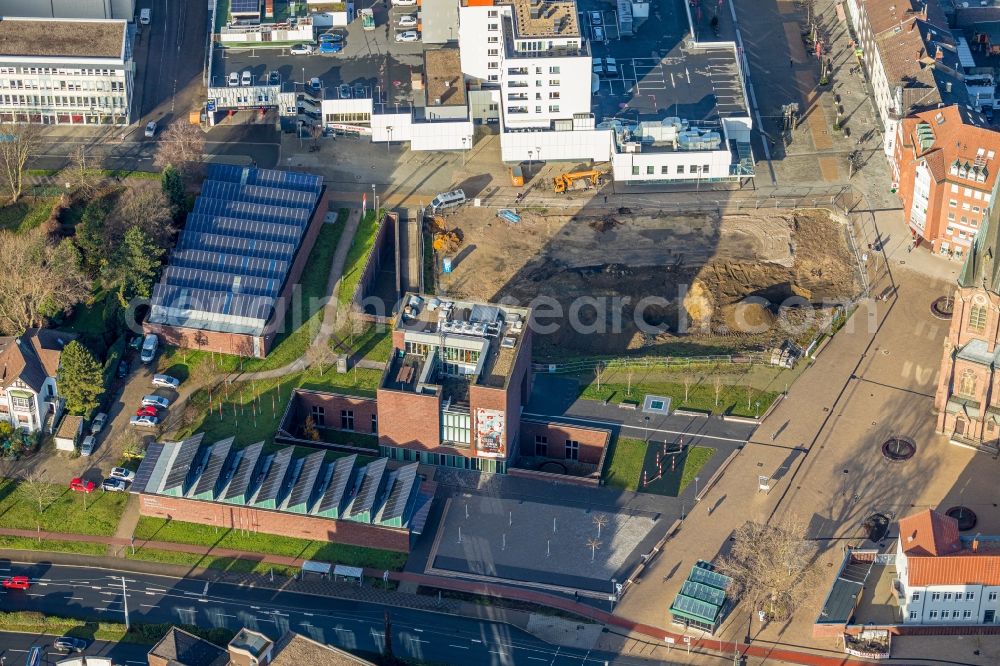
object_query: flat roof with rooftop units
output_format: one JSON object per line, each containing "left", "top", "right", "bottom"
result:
{"left": 511, "top": 0, "right": 580, "bottom": 38}
{"left": 424, "top": 49, "right": 467, "bottom": 107}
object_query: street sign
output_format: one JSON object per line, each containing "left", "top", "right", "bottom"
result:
{"left": 665, "top": 637, "right": 675, "bottom": 645}
{"left": 683, "top": 636, "right": 691, "bottom": 644}
{"left": 207, "top": 99, "right": 216, "bottom": 112}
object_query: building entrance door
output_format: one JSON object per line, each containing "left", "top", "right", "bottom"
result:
{"left": 986, "top": 609, "right": 995, "bottom": 623}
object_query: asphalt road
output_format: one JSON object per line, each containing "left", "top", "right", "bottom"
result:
{"left": 0, "top": 632, "right": 149, "bottom": 666}
{"left": 0, "top": 562, "right": 663, "bottom": 666}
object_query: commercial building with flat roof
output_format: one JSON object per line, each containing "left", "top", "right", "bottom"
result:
{"left": 0, "top": 0, "right": 134, "bottom": 21}
{"left": 0, "top": 17, "right": 134, "bottom": 125}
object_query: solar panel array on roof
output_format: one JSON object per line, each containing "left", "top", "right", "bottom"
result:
{"left": 194, "top": 437, "right": 234, "bottom": 498}
{"left": 287, "top": 451, "right": 324, "bottom": 510}
{"left": 149, "top": 166, "right": 321, "bottom": 336}
{"left": 679, "top": 579, "right": 726, "bottom": 607}
{"left": 350, "top": 458, "right": 388, "bottom": 518}
{"left": 318, "top": 454, "right": 356, "bottom": 515}
{"left": 380, "top": 463, "right": 418, "bottom": 522}
{"left": 230, "top": 0, "right": 261, "bottom": 14}
{"left": 669, "top": 592, "right": 720, "bottom": 624}
{"left": 254, "top": 447, "right": 293, "bottom": 506}
{"left": 162, "top": 434, "right": 205, "bottom": 494}
{"left": 689, "top": 563, "right": 732, "bottom": 590}
{"left": 223, "top": 441, "right": 264, "bottom": 502}
{"left": 131, "top": 442, "right": 164, "bottom": 494}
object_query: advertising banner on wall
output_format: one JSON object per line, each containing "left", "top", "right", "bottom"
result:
{"left": 475, "top": 408, "right": 505, "bottom": 458}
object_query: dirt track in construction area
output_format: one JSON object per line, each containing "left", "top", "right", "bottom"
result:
{"left": 437, "top": 207, "right": 859, "bottom": 357}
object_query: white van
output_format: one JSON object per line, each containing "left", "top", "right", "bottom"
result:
{"left": 140, "top": 333, "right": 158, "bottom": 364}
{"left": 139, "top": 8, "right": 151, "bottom": 25}
{"left": 430, "top": 189, "right": 466, "bottom": 213}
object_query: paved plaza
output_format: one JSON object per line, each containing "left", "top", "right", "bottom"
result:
{"left": 428, "top": 495, "right": 658, "bottom": 594}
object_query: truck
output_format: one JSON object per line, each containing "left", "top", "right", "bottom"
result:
{"left": 360, "top": 8, "right": 375, "bottom": 30}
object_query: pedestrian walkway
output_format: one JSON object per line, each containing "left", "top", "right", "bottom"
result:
{"left": 106, "top": 495, "right": 142, "bottom": 557}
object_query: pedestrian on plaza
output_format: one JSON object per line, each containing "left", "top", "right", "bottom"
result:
{"left": 604, "top": 195, "right": 608, "bottom": 203}
{"left": 790, "top": 58, "right": 794, "bottom": 68}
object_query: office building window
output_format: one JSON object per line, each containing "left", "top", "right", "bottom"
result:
{"left": 990, "top": 591, "right": 998, "bottom": 601}
{"left": 488, "top": 75, "right": 499, "bottom": 82}
{"left": 967, "top": 592, "right": 975, "bottom": 600}
{"left": 677, "top": 165, "right": 684, "bottom": 174}
{"left": 661, "top": 165, "right": 669, "bottom": 174}
{"left": 488, "top": 49, "right": 499, "bottom": 56}
{"left": 549, "top": 66, "right": 560, "bottom": 74}
{"left": 632, "top": 166, "right": 639, "bottom": 175}
{"left": 548, "top": 105, "right": 559, "bottom": 112}
{"left": 912, "top": 592, "right": 921, "bottom": 601}
{"left": 929, "top": 610, "right": 939, "bottom": 619}
{"left": 311, "top": 405, "right": 325, "bottom": 427}
{"left": 964, "top": 610, "right": 973, "bottom": 618}
{"left": 441, "top": 411, "right": 471, "bottom": 445}
{"left": 488, "top": 36, "right": 498, "bottom": 43}
{"left": 565, "top": 439, "right": 579, "bottom": 461}
{"left": 646, "top": 165, "right": 654, "bottom": 174}
{"left": 535, "top": 435, "right": 548, "bottom": 456}
{"left": 340, "top": 410, "right": 354, "bottom": 430}
{"left": 931, "top": 592, "right": 941, "bottom": 601}
{"left": 944, "top": 593, "right": 953, "bottom": 601}
{"left": 703, "top": 164, "right": 710, "bottom": 173}
{"left": 371, "top": 413, "right": 378, "bottom": 434}
{"left": 953, "top": 610, "right": 962, "bottom": 618}
{"left": 909, "top": 611, "right": 917, "bottom": 619}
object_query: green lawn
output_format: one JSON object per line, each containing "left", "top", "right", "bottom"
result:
{"left": 579, "top": 376, "right": 779, "bottom": 418}
{"left": 0, "top": 536, "right": 107, "bottom": 556}
{"left": 133, "top": 517, "right": 407, "bottom": 570}
{"left": 126, "top": 547, "right": 300, "bottom": 578}
{"left": 351, "top": 323, "right": 393, "bottom": 363}
{"left": 0, "top": 197, "right": 60, "bottom": 233}
{"left": 0, "top": 611, "right": 234, "bottom": 646}
{"left": 338, "top": 209, "right": 382, "bottom": 307}
{"left": 680, "top": 446, "right": 715, "bottom": 492}
{"left": 0, "top": 479, "right": 129, "bottom": 536}
{"left": 317, "top": 428, "right": 379, "bottom": 449}
{"left": 602, "top": 438, "right": 647, "bottom": 491}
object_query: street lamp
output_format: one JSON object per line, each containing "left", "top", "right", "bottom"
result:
{"left": 535, "top": 146, "right": 541, "bottom": 171}
{"left": 121, "top": 576, "right": 130, "bottom": 630}
{"left": 372, "top": 183, "right": 378, "bottom": 214}
{"left": 386, "top": 126, "right": 393, "bottom": 154}
{"left": 644, "top": 416, "right": 650, "bottom": 442}
{"left": 528, "top": 149, "right": 534, "bottom": 173}
{"left": 694, "top": 476, "right": 700, "bottom": 500}
{"left": 461, "top": 136, "right": 469, "bottom": 165}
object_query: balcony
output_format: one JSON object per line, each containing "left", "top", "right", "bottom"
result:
{"left": 506, "top": 81, "right": 528, "bottom": 88}
{"left": 507, "top": 93, "right": 528, "bottom": 101}
{"left": 507, "top": 68, "right": 529, "bottom": 76}
{"left": 507, "top": 106, "right": 528, "bottom": 114}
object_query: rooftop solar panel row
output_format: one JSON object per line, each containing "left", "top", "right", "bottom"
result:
{"left": 319, "top": 454, "right": 356, "bottom": 514}
{"left": 162, "top": 266, "right": 281, "bottom": 300}
{"left": 208, "top": 164, "right": 322, "bottom": 194}
{"left": 184, "top": 214, "right": 305, "bottom": 245}
{"left": 224, "top": 441, "right": 264, "bottom": 501}
{"left": 381, "top": 463, "right": 418, "bottom": 521}
{"left": 288, "top": 451, "right": 324, "bottom": 509}
{"left": 200, "top": 181, "right": 317, "bottom": 209}
{"left": 177, "top": 232, "right": 296, "bottom": 262}
{"left": 229, "top": 0, "right": 261, "bottom": 14}
{"left": 150, "top": 284, "right": 277, "bottom": 322}
{"left": 194, "top": 437, "right": 235, "bottom": 497}
{"left": 351, "top": 458, "right": 387, "bottom": 517}
{"left": 162, "top": 434, "right": 205, "bottom": 493}
{"left": 193, "top": 198, "right": 311, "bottom": 227}
{"left": 255, "top": 447, "right": 293, "bottom": 505}
{"left": 170, "top": 249, "right": 289, "bottom": 282}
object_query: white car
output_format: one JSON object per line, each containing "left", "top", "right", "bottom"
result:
{"left": 392, "top": 0, "right": 417, "bottom": 5}
{"left": 395, "top": 30, "right": 420, "bottom": 42}
{"left": 141, "top": 395, "right": 171, "bottom": 409}
{"left": 102, "top": 478, "right": 127, "bottom": 492}
{"left": 90, "top": 412, "right": 107, "bottom": 435}
{"left": 398, "top": 15, "right": 418, "bottom": 28}
{"left": 130, "top": 415, "right": 160, "bottom": 428}
{"left": 228, "top": 72, "right": 239, "bottom": 86}
{"left": 590, "top": 11, "right": 603, "bottom": 25}
{"left": 110, "top": 467, "right": 136, "bottom": 482}
{"left": 289, "top": 43, "right": 313, "bottom": 55}
{"left": 80, "top": 436, "right": 96, "bottom": 457}
{"left": 151, "top": 374, "right": 180, "bottom": 389}
{"left": 241, "top": 70, "right": 253, "bottom": 86}
{"left": 594, "top": 26, "right": 605, "bottom": 41}
{"left": 144, "top": 121, "right": 157, "bottom": 138}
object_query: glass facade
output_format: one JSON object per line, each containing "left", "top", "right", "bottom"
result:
{"left": 441, "top": 410, "right": 471, "bottom": 445}
{"left": 381, "top": 445, "right": 507, "bottom": 473}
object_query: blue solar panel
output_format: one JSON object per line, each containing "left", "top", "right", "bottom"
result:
{"left": 208, "top": 164, "right": 322, "bottom": 194}
{"left": 177, "top": 232, "right": 296, "bottom": 262}
{"left": 193, "top": 198, "right": 311, "bottom": 227}
{"left": 151, "top": 284, "right": 278, "bottom": 321}
{"left": 162, "top": 266, "right": 281, "bottom": 299}
{"left": 185, "top": 214, "right": 305, "bottom": 245}
{"left": 230, "top": 0, "right": 260, "bottom": 14}
{"left": 171, "top": 249, "right": 289, "bottom": 281}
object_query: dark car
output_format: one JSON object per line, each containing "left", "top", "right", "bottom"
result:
{"left": 117, "top": 359, "right": 129, "bottom": 379}
{"left": 268, "top": 71, "right": 280, "bottom": 86}
{"left": 53, "top": 637, "right": 87, "bottom": 652}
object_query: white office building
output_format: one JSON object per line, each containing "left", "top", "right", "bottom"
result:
{"left": 0, "top": 17, "right": 134, "bottom": 125}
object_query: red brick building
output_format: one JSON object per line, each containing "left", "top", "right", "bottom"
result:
{"left": 894, "top": 105, "right": 1000, "bottom": 259}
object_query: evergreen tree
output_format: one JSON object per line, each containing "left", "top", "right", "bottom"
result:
{"left": 58, "top": 341, "right": 104, "bottom": 415}
{"left": 105, "top": 227, "right": 163, "bottom": 308}
{"left": 161, "top": 165, "right": 186, "bottom": 220}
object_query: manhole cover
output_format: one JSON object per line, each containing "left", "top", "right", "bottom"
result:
{"left": 946, "top": 506, "right": 977, "bottom": 531}
{"left": 881, "top": 437, "right": 916, "bottom": 461}
{"left": 931, "top": 296, "right": 954, "bottom": 319}
{"left": 864, "top": 513, "right": 890, "bottom": 542}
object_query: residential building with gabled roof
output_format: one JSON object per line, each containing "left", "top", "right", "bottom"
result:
{"left": 0, "top": 328, "right": 77, "bottom": 434}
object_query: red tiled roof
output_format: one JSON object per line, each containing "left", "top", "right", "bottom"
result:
{"left": 908, "top": 554, "right": 1000, "bottom": 587}
{"left": 901, "top": 105, "right": 1000, "bottom": 191}
{"left": 899, "top": 509, "right": 960, "bottom": 556}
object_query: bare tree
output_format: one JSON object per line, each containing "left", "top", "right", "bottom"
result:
{"left": 682, "top": 373, "right": 693, "bottom": 403}
{"left": 586, "top": 536, "right": 602, "bottom": 562}
{"left": 66, "top": 145, "right": 104, "bottom": 198}
{"left": 626, "top": 365, "right": 633, "bottom": 398}
{"left": 107, "top": 181, "right": 174, "bottom": 249}
{"left": 0, "top": 123, "right": 43, "bottom": 203}
{"left": 306, "top": 342, "right": 336, "bottom": 376}
{"left": 716, "top": 516, "right": 819, "bottom": 622}
{"left": 595, "top": 363, "right": 603, "bottom": 394}
{"left": 713, "top": 374, "right": 724, "bottom": 408}
{"left": 593, "top": 513, "right": 609, "bottom": 539}
{"left": 153, "top": 122, "right": 205, "bottom": 178}
{"left": 0, "top": 228, "right": 91, "bottom": 334}
{"left": 746, "top": 381, "right": 754, "bottom": 411}
{"left": 21, "top": 472, "right": 59, "bottom": 535}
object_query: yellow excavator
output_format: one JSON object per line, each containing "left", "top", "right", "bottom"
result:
{"left": 552, "top": 169, "right": 605, "bottom": 194}
{"left": 427, "top": 215, "right": 463, "bottom": 253}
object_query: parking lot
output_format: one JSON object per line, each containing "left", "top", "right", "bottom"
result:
{"left": 210, "top": 5, "right": 429, "bottom": 107}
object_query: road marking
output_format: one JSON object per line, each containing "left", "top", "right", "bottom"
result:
{"left": 69, "top": 597, "right": 83, "bottom": 601}
{"left": 198, "top": 598, "right": 208, "bottom": 603}
{"left": 214, "top": 612, "right": 236, "bottom": 618}
{"left": 100, "top": 591, "right": 118, "bottom": 596}
{"left": 145, "top": 588, "right": 166, "bottom": 593}
{"left": 413, "top": 628, "right": 423, "bottom": 633}
{"left": 489, "top": 650, "right": 507, "bottom": 655}
{"left": 257, "top": 617, "right": 277, "bottom": 623}
{"left": 183, "top": 591, "right": 200, "bottom": 596}
{"left": 26, "top": 593, "right": 44, "bottom": 597}
{"left": 91, "top": 586, "right": 102, "bottom": 590}
{"left": 140, "top": 604, "right": 158, "bottom": 609}
{"left": 471, "top": 639, "right": 483, "bottom": 643}
{"left": 146, "top": 591, "right": 155, "bottom": 595}
{"left": 250, "top": 605, "right": 260, "bottom": 609}
{"left": 303, "top": 612, "right": 314, "bottom": 617}
{"left": 526, "top": 658, "right": 546, "bottom": 662}
{"left": 449, "top": 644, "right": 470, "bottom": 650}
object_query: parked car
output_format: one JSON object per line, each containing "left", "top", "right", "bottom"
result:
{"left": 69, "top": 478, "right": 96, "bottom": 493}
{"left": 338, "top": 84, "right": 352, "bottom": 99}
{"left": 604, "top": 57, "right": 618, "bottom": 75}
{"left": 228, "top": 72, "right": 239, "bottom": 86}
{"left": 90, "top": 412, "right": 107, "bottom": 435}
{"left": 398, "top": 15, "right": 418, "bottom": 28}
{"left": 318, "top": 41, "right": 343, "bottom": 54}
{"left": 590, "top": 10, "right": 603, "bottom": 25}
{"left": 110, "top": 467, "right": 136, "bottom": 482}
{"left": 53, "top": 637, "right": 87, "bottom": 653}
{"left": 593, "top": 25, "right": 605, "bottom": 41}
{"left": 395, "top": 30, "right": 420, "bottom": 42}
{"left": 102, "top": 478, "right": 127, "bottom": 493}
{"left": 130, "top": 415, "right": 160, "bottom": 428}
{"left": 241, "top": 70, "right": 253, "bottom": 86}
{"left": 80, "top": 435, "right": 96, "bottom": 457}
{"left": 289, "top": 43, "right": 313, "bottom": 55}
{"left": 116, "top": 359, "right": 130, "bottom": 379}
{"left": 319, "top": 32, "right": 344, "bottom": 43}
{"left": 152, "top": 374, "right": 180, "bottom": 389}
{"left": 309, "top": 77, "right": 322, "bottom": 91}
{"left": 135, "top": 405, "right": 158, "bottom": 418}
{"left": 142, "top": 395, "right": 171, "bottom": 409}
{"left": 144, "top": 121, "right": 157, "bottom": 138}
{"left": 268, "top": 71, "right": 280, "bottom": 86}
{"left": 2, "top": 576, "right": 29, "bottom": 590}
{"left": 139, "top": 8, "right": 151, "bottom": 25}
{"left": 140, "top": 333, "right": 158, "bottom": 364}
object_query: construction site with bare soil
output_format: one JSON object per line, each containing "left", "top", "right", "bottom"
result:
{"left": 433, "top": 207, "right": 861, "bottom": 359}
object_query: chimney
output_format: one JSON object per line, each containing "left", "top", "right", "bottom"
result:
{"left": 935, "top": 45, "right": 943, "bottom": 60}
{"left": 922, "top": 1, "right": 928, "bottom": 19}
{"left": 973, "top": 537, "right": 980, "bottom": 552}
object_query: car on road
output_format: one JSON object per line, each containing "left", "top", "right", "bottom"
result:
{"left": 90, "top": 412, "right": 107, "bottom": 435}
{"left": 130, "top": 415, "right": 160, "bottom": 428}
{"left": 398, "top": 15, "right": 418, "bottom": 28}
{"left": 593, "top": 25, "right": 605, "bottom": 41}
{"left": 140, "top": 333, "right": 158, "bottom": 364}
{"left": 590, "top": 11, "right": 603, "bottom": 25}
{"left": 101, "top": 478, "right": 127, "bottom": 492}
{"left": 318, "top": 41, "right": 343, "bottom": 54}
{"left": 135, "top": 405, "right": 158, "bottom": 418}
{"left": 139, "top": 8, "right": 151, "bottom": 25}
{"left": 142, "top": 395, "right": 171, "bottom": 409}
{"left": 241, "top": 70, "right": 253, "bottom": 86}
{"left": 110, "top": 467, "right": 135, "bottom": 482}
{"left": 228, "top": 72, "right": 239, "bottom": 86}
{"left": 69, "top": 478, "right": 96, "bottom": 493}
{"left": 152, "top": 374, "right": 180, "bottom": 389}
{"left": 268, "top": 71, "right": 281, "bottom": 86}
{"left": 53, "top": 637, "right": 87, "bottom": 653}
{"left": 395, "top": 30, "right": 419, "bottom": 42}
{"left": 144, "top": 121, "right": 157, "bottom": 138}
{"left": 80, "top": 435, "right": 96, "bottom": 457}
{"left": 289, "top": 43, "right": 313, "bottom": 55}
{"left": 2, "top": 576, "right": 29, "bottom": 590}
{"left": 338, "top": 84, "right": 352, "bottom": 99}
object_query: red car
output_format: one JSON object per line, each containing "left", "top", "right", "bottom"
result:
{"left": 2, "top": 576, "right": 30, "bottom": 590}
{"left": 135, "top": 405, "right": 158, "bottom": 418}
{"left": 69, "top": 478, "right": 96, "bottom": 493}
